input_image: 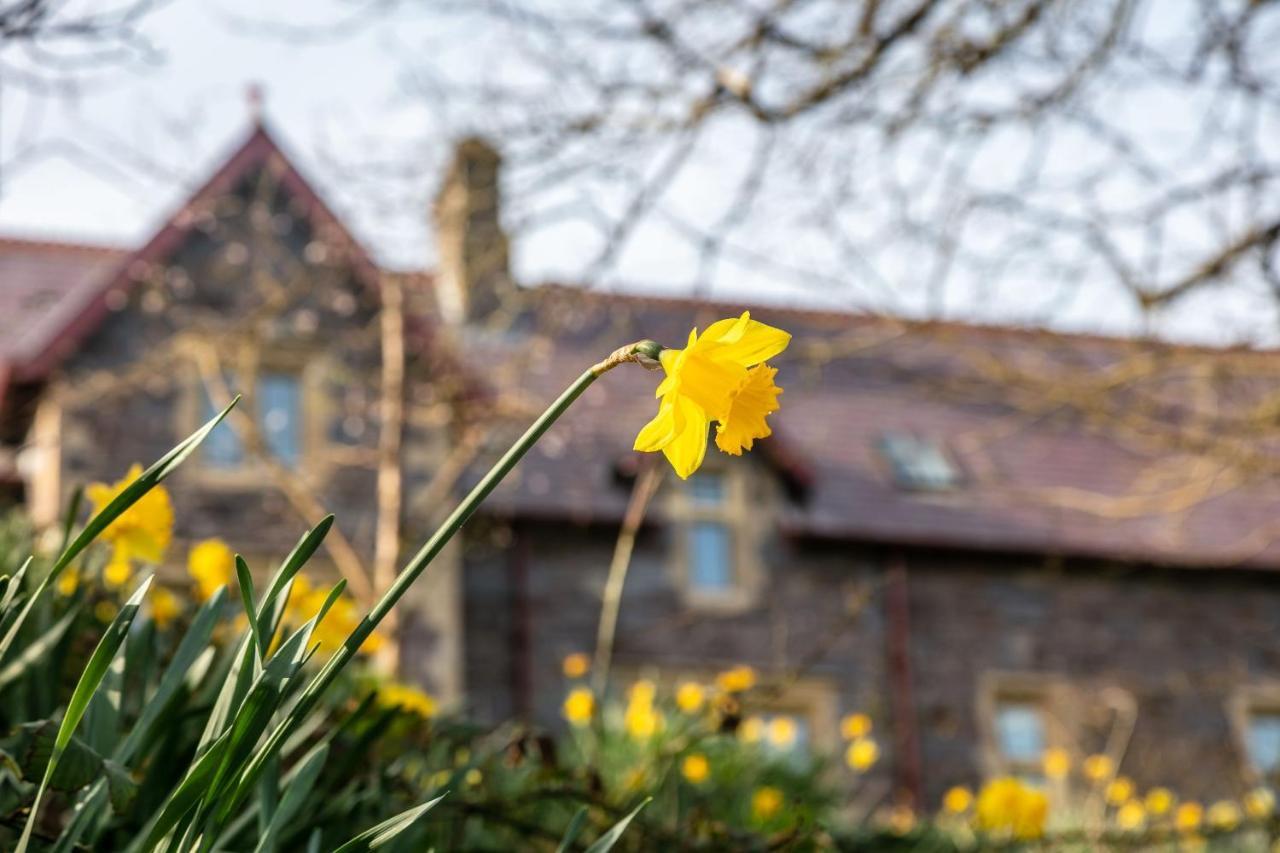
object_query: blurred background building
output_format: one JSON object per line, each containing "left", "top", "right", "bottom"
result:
{"left": 4, "top": 113, "right": 1280, "bottom": 807}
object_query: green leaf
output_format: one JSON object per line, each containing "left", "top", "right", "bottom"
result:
{"left": 556, "top": 807, "right": 590, "bottom": 853}
{"left": 252, "top": 743, "right": 328, "bottom": 853}
{"left": 331, "top": 794, "right": 445, "bottom": 853}
{"left": 235, "top": 555, "right": 267, "bottom": 663}
{"left": 11, "top": 721, "right": 103, "bottom": 792}
{"left": 0, "top": 398, "right": 237, "bottom": 664}
{"left": 15, "top": 575, "right": 152, "bottom": 853}
{"left": 103, "top": 760, "right": 138, "bottom": 813}
{"left": 584, "top": 799, "right": 649, "bottom": 853}
{"left": 0, "top": 605, "right": 78, "bottom": 693}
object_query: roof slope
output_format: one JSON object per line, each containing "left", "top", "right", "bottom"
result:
{"left": 473, "top": 288, "right": 1280, "bottom": 570}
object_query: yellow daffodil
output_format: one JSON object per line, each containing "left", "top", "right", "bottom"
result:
{"left": 1145, "top": 787, "right": 1175, "bottom": 816}
{"left": 975, "top": 777, "right": 1048, "bottom": 840}
{"left": 1042, "top": 747, "right": 1071, "bottom": 780}
{"left": 188, "top": 538, "right": 234, "bottom": 600}
{"left": 1175, "top": 802, "right": 1203, "bottom": 833}
{"left": 751, "top": 786, "right": 784, "bottom": 822}
{"left": 943, "top": 786, "right": 974, "bottom": 814}
{"left": 841, "top": 712, "right": 872, "bottom": 740}
{"left": 767, "top": 716, "right": 797, "bottom": 749}
{"left": 634, "top": 312, "right": 790, "bottom": 478}
{"left": 675, "top": 682, "right": 705, "bottom": 714}
{"left": 846, "top": 737, "right": 879, "bottom": 772}
{"left": 1106, "top": 776, "right": 1135, "bottom": 806}
{"left": 681, "top": 753, "right": 710, "bottom": 784}
{"left": 1245, "top": 787, "right": 1275, "bottom": 819}
{"left": 87, "top": 464, "right": 173, "bottom": 585}
{"left": 888, "top": 805, "right": 916, "bottom": 835}
{"left": 55, "top": 568, "right": 79, "bottom": 596}
{"left": 624, "top": 704, "right": 660, "bottom": 739}
{"left": 464, "top": 768, "right": 482, "bottom": 787}
{"left": 739, "top": 715, "right": 765, "bottom": 744}
{"left": 563, "top": 687, "right": 594, "bottom": 726}
{"left": 715, "top": 665, "right": 757, "bottom": 694}
{"left": 379, "top": 682, "right": 438, "bottom": 718}
{"left": 1082, "top": 753, "right": 1114, "bottom": 783}
{"left": 562, "top": 652, "right": 590, "bottom": 679}
{"left": 150, "top": 586, "right": 182, "bottom": 628}
{"left": 1116, "top": 800, "right": 1146, "bottom": 831}
{"left": 1207, "top": 800, "right": 1240, "bottom": 831}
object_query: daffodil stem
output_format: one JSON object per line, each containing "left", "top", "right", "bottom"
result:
{"left": 227, "top": 360, "right": 618, "bottom": 816}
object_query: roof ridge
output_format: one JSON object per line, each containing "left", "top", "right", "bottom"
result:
{"left": 527, "top": 282, "right": 1280, "bottom": 356}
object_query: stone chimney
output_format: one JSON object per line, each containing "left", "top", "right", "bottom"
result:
{"left": 432, "top": 138, "right": 512, "bottom": 325}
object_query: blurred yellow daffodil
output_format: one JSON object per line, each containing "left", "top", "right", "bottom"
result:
{"left": 1042, "top": 747, "right": 1070, "bottom": 780}
{"left": 1082, "top": 753, "right": 1115, "bottom": 783}
{"left": 1245, "top": 787, "right": 1275, "bottom": 819}
{"left": 1116, "top": 800, "right": 1146, "bottom": 831}
{"left": 715, "top": 665, "right": 757, "bottom": 694}
{"left": 841, "top": 712, "right": 872, "bottom": 740}
{"left": 975, "top": 777, "right": 1048, "bottom": 840}
{"left": 1106, "top": 776, "right": 1134, "bottom": 806}
{"left": 751, "top": 786, "right": 784, "bottom": 822}
{"left": 1145, "top": 787, "right": 1175, "bottom": 815}
{"left": 87, "top": 464, "right": 173, "bottom": 587}
{"left": 675, "top": 682, "right": 705, "bottom": 714}
{"left": 1207, "top": 800, "right": 1241, "bottom": 831}
{"left": 188, "top": 538, "right": 234, "bottom": 600}
{"left": 1175, "top": 802, "right": 1203, "bottom": 833}
{"left": 681, "top": 753, "right": 710, "bottom": 784}
{"left": 943, "top": 786, "right": 973, "bottom": 814}
{"left": 563, "top": 687, "right": 594, "bottom": 726}
{"left": 767, "top": 716, "right": 797, "bottom": 749}
{"left": 562, "top": 652, "right": 590, "bottom": 679}
{"left": 634, "top": 312, "right": 789, "bottom": 478}
{"left": 150, "top": 586, "right": 182, "bottom": 628}
{"left": 846, "top": 737, "right": 879, "bottom": 772}
{"left": 378, "top": 682, "right": 438, "bottom": 718}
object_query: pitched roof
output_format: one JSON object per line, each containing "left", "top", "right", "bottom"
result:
{"left": 0, "top": 120, "right": 382, "bottom": 383}
{"left": 473, "top": 287, "right": 1280, "bottom": 571}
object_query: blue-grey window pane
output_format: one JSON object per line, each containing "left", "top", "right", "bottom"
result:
{"left": 878, "top": 433, "right": 960, "bottom": 491}
{"left": 202, "top": 380, "right": 243, "bottom": 468}
{"left": 259, "top": 373, "right": 302, "bottom": 468}
{"left": 689, "top": 521, "right": 732, "bottom": 591}
{"left": 995, "top": 704, "right": 1045, "bottom": 763}
{"left": 688, "top": 472, "right": 724, "bottom": 506}
{"left": 1249, "top": 714, "right": 1280, "bottom": 773}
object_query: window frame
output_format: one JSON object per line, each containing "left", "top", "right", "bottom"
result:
{"left": 977, "top": 672, "right": 1075, "bottom": 783}
{"left": 667, "top": 465, "right": 763, "bottom": 611}
{"left": 1229, "top": 683, "right": 1280, "bottom": 786}
{"left": 181, "top": 345, "right": 327, "bottom": 487}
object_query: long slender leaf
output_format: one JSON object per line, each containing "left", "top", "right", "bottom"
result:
{"left": 235, "top": 555, "right": 266, "bottom": 663}
{"left": 331, "top": 794, "right": 446, "bottom": 853}
{"left": 15, "top": 575, "right": 153, "bottom": 853}
{"left": 0, "top": 605, "right": 78, "bottom": 692}
{"left": 584, "top": 800, "right": 650, "bottom": 853}
{"left": 251, "top": 743, "right": 328, "bottom": 853}
{"left": 556, "top": 807, "right": 590, "bottom": 853}
{"left": 0, "top": 399, "right": 237, "bottom": 663}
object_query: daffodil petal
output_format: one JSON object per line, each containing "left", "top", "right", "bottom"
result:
{"left": 715, "top": 364, "right": 782, "bottom": 455}
{"left": 634, "top": 398, "right": 678, "bottom": 452}
{"left": 704, "top": 311, "right": 791, "bottom": 367}
{"left": 662, "top": 396, "right": 709, "bottom": 479}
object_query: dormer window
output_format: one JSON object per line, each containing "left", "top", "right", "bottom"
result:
{"left": 877, "top": 433, "right": 960, "bottom": 491}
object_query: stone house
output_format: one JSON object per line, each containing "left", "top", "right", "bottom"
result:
{"left": 4, "top": 117, "right": 1280, "bottom": 806}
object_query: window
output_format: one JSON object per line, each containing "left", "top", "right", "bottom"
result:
{"left": 878, "top": 433, "right": 961, "bottom": 491}
{"left": 682, "top": 472, "right": 737, "bottom": 597}
{"left": 199, "top": 370, "right": 303, "bottom": 471}
{"left": 1247, "top": 710, "right": 1280, "bottom": 781}
{"left": 995, "top": 702, "right": 1046, "bottom": 766}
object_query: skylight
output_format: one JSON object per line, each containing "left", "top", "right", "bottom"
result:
{"left": 877, "top": 433, "right": 961, "bottom": 491}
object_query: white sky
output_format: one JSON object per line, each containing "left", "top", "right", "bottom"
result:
{"left": 1, "top": 1, "right": 1275, "bottom": 345}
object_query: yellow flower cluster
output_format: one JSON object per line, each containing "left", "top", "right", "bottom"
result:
{"left": 681, "top": 753, "right": 710, "bottom": 784}
{"left": 86, "top": 464, "right": 173, "bottom": 588}
{"left": 624, "top": 680, "right": 662, "bottom": 740}
{"left": 562, "top": 652, "right": 590, "bottom": 679}
{"left": 378, "top": 682, "right": 437, "bottom": 718}
{"left": 840, "top": 712, "right": 878, "bottom": 772}
{"left": 715, "top": 665, "right": 757, "bottom": 694}
{"left": 634, "top": 312, "right": 790, "bottom": 478}
{"left": 285, "top": 574, "right": 384, "bottom": 656}
{"left": 974, "top": 777, "right": 1048, "bottom": 840}
{"left": 751, "top": 786, "right": 784, "bottom": 822}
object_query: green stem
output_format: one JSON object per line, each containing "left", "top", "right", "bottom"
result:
{"left": 218, "top": 364, "right": 606, "bottom": 828}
